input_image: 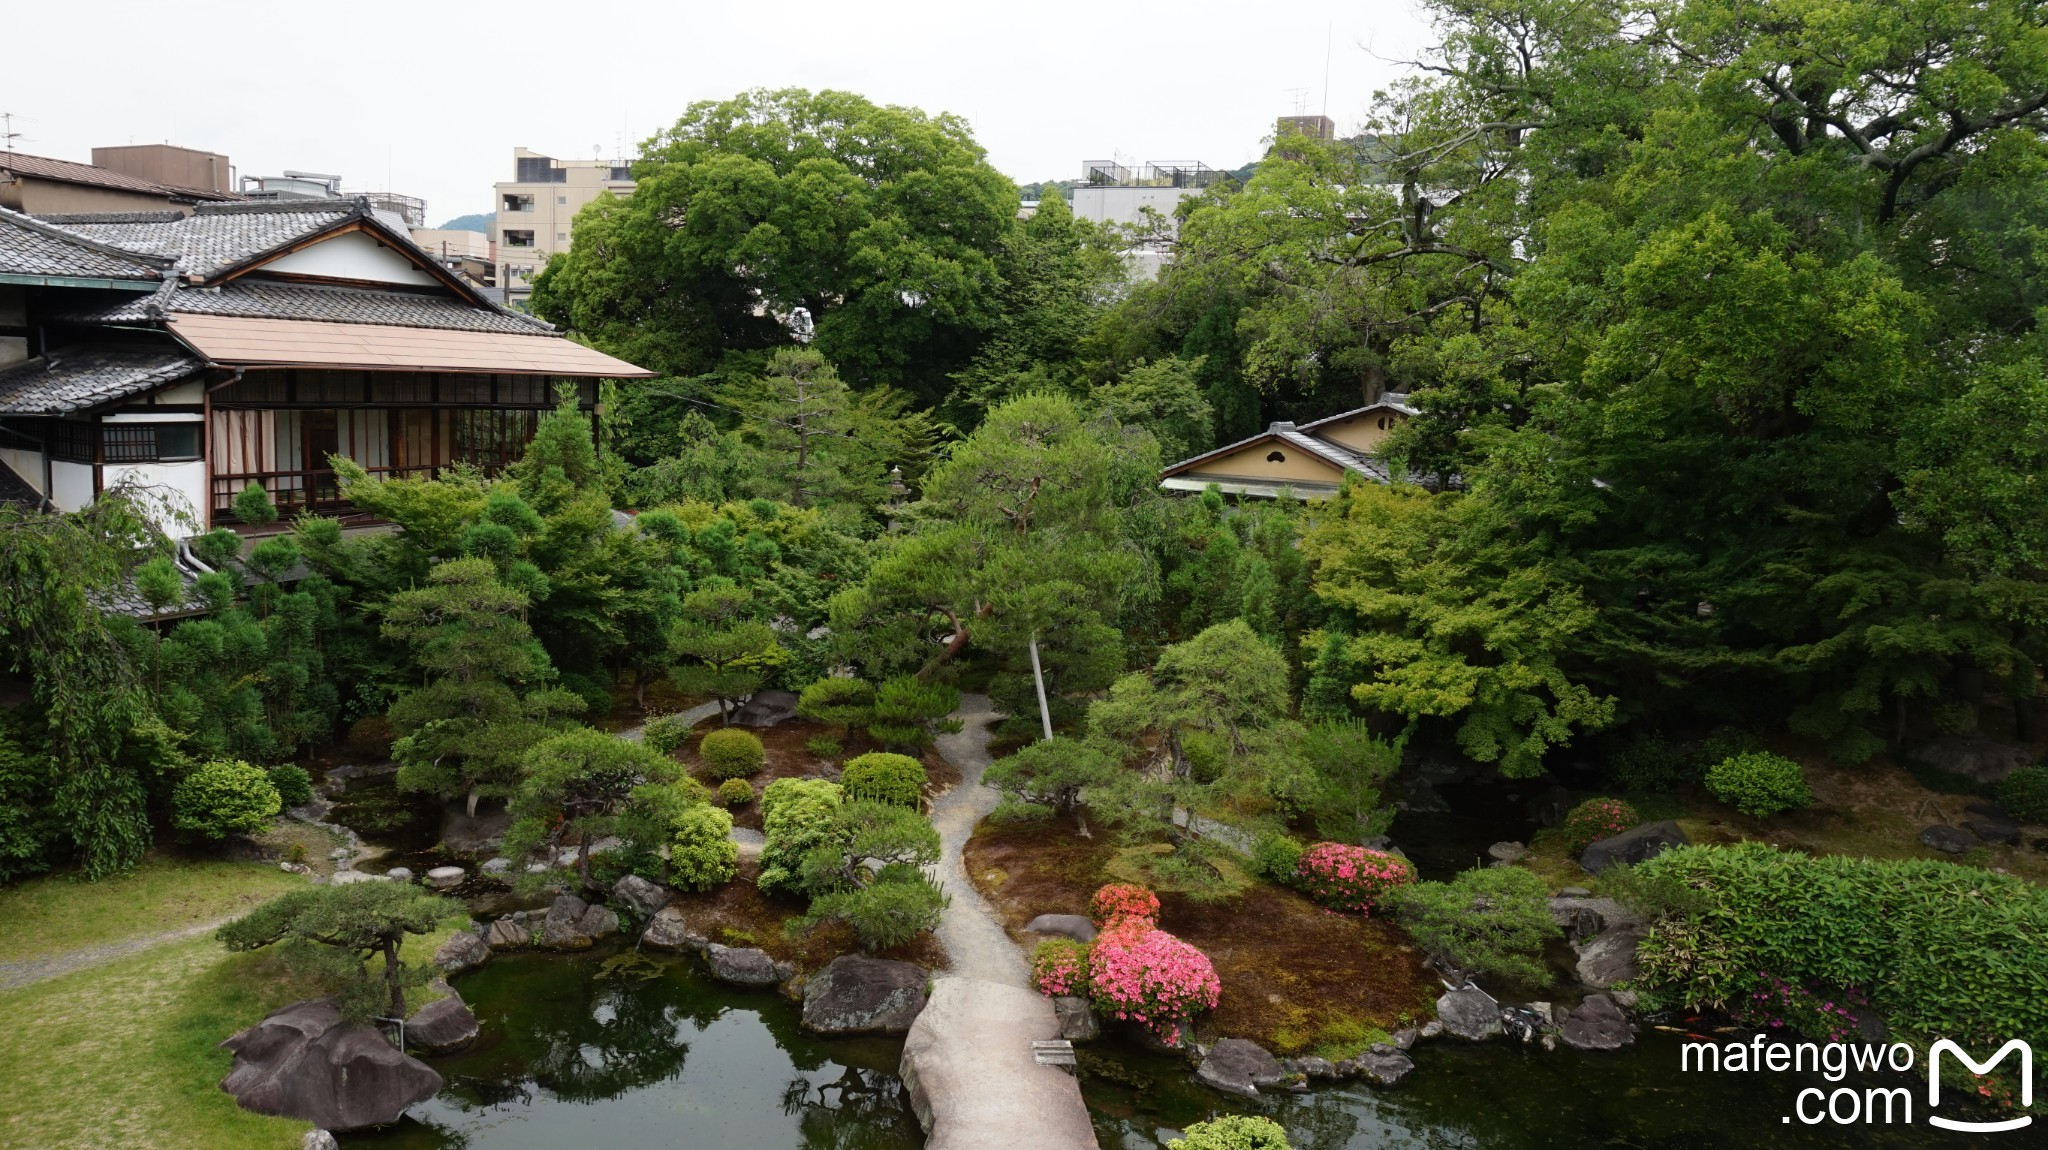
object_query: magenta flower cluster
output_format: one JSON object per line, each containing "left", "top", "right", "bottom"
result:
{"left": 1738, "top": 973, "right": 1868, "bottom": 1044}
{"left": 1294, "top": 842, "right": 1415, "bottom": 914}
{"left": 1031, "top": 938, "right": 1091, "bottom": 997}
{"left": 1088, "top": 915, "right": 1221, "bottom": 1044}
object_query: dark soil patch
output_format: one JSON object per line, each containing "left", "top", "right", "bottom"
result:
{"left": 965, "top": 816, "right": 1438, "bottom": 1057}
{"left": 666, "top": 858, "right": 946, "bottom": 975}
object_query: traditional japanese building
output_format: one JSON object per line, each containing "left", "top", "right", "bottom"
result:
{"left": 1157, "top": 396, "right": 1417, "bottom": 499}
{"left": 0, "top": 199, "right": 650, "bottom": 534}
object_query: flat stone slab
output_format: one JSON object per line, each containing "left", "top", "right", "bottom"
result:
{"left": 899, "top": 977, "right": 1099, "bottom": 1150}
{"left": 1196, "top": 1038, "right": 1288, "bottom": 1098}
{"left": 1024, "top": 914, "right": 1097, "bottom": 943}
{"left": 704, "top": 943, "right": 784, "bottom": 987}
{"left": 802, "top": 955, "right": 927, "bottom": 1036}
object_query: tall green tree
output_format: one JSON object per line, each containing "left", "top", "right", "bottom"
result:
{"left": 504, "top": 727, "right": 689, "bottom": 888}
{"left": 532, "top": 88, "right": 1020, "bottom": 404}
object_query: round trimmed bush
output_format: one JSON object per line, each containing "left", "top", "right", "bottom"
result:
{"left": 841, "top": 751, "right": 926, "bottom": 808}
{"left": 1031, "top": 937, "right": 1092, "bottom": 997}
{"left": 1251, "top": 832, "right": 1306, "bottom": 884}
{"left": 642, "top": 712, "right": 697, "bottom": 756}
{"left": 1168, "top": 1115, "right": 1293, "bottom": 1150}
{"left": 669, "top": 804, "right": 738, "bottom": 891}
{"left": 1562, "top": 797, "right": 1642, "bottom": 855}
{"left": 266, "top": 764, "right": 314, "bottom": 810}
{"left": 796, "top": 677, "right": 875, "bottom": 729}
{"left": 173, "top": 759, "right": 281, "bottom": 841}
{"left": 699, "top": 728, "right": 765, "bottom": 780}
{"left": 1089, "top": 882, "right": 1160, "bottom": 927}
{"left": 716, "top": 778, "right": 754, "bottom": 807}
{"left": 1997, "top": 766, "right": 2048, "bottom": 824}
{"left": 1705, "top": 752, "right": 1812, "bottom": 817}
{"left": 1294, "top": 842, "right": 1414, "bottom": 913}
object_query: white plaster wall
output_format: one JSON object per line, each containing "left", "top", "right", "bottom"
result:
{"left": 152, "top": 381, "right": 204, "bottom": 404}
{"left": 263, "top": 231, "right": 439, "bottom": 286}
{"left": 50, "top": 460, "right": 94, "bottom": 512}
{"left": 103, "top": 461, "right": 205, "bottom": 536}
{"left": 0, "top": 446, "right": 44, "bottom": 494}
{"left": 1070, "top": 186, "right": 1194, "bottom": 229}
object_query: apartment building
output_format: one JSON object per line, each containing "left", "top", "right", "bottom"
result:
{"left": 493, "top": 148, "right": 633, "bottom": 307}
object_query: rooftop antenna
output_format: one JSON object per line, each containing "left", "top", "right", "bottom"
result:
{"left": 0, "top": 112, "right": 19, "bottom": 153}
{"left": 1322, "top": 19, "right": 1334, "bottom": 118}
{"left": 1284, "top": 87, "right": 1312, "bottom": 117}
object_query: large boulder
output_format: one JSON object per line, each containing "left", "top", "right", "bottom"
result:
{"left": 432, "top": 930, "right": 491, "bottom": 976}
{"left": 1547, "top": 895, "right": 1638, "bottom": 943}
{"left": 407, "top": 993, "right": 480, "bottom": 1054}
{"left": 1579, "top": 820, "right": 1689, "bottom": 874}
{"left": 1962, "top": 815, "right": 2022, "bottom": 846}
{"left": 485, "top": 918, "right": 531, "bottom": 949}
{"left": 801, "top": 955, "right": 928, "bottom": 1036}
{"left": 219, "top": 998, "right": 442, "bottom": 1131}
{"left": 1575, "top": 924, "right": 1648, "bottom": 990}
{"left": 1436, "top": 987, "right": 1503, "bottom": 1041}
{"left": 576, "top": 902, "right": 620, "bottom": 941}
{"left": 540, "top": 894, "right": 594, "bottom": 950}
{"left": 1052, "top": 996, "right": 1099, "bottom": 1042}
{"left": 1557, "top": 993, "right": 1634, "bottom": 1051}
{"left": 424, "top": 866, "right": 465, "bottom": 891}
{"left": 1919, "top": 825, "right": 1975, "bottom": 855}
{"left": 730, "top": 689, "right": 801, "bottom": 728}
{"left": 302, "top": 1132, "right": 339, "bottom": 1150}
{"left": 1195, "top": 1038, "right": 1289, "bottom": 1098}
{"left": 704, "top": 943, "right": 785, "bottom": 987}
{"left": 641, "top": 905, "right": 707, "bottom": 952}
{"left": 1023, "top": 914, "right": 1097, "bottom": 943}
{"left": 1344, "top": 1045, "right": 1414, "bottom": 1086}
{"left": 611, "top": 874, "right": 671, "bottom": 920}
{"left": 1910, "top": 737, "right": 2031, "bottom": 785}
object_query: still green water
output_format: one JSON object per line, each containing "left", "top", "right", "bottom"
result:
{"left": 341, "top": 950, "right": 1994, "bottom": 1150}
{"left": 339, "top": 950, "right": 923, "bottom": 1150}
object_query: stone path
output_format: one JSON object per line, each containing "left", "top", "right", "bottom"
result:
{"left": 0, "top": 918, "right": 232, "bottom": 992}
{"left": 929, "top": 693, "right": 1030, "bottom": 987}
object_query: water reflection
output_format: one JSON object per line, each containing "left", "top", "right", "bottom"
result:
{"left": 340, "top": 949, "right": 923, "bottom": 1150}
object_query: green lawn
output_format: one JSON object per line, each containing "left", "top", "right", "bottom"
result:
{"left": 0, "top": 857, "right": 304, "bottom": 964}
{"left": 0, "top": 937, "right": 316, "bottom": 1150}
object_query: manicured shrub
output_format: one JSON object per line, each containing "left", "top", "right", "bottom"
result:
{"left": 1996, "top": 765, "right": 2048, "bottom": 824}
{"left": 716, "top": 778, "right": 754, "bottom": 807}
{"left": 266, "top": 764, "right": 314, "bottom": 810}
{"left": 173, "top": 758, "right": 282, "bottom": 840}
{"left": 1168, "top": 1115, "right": 1293, "bottom": 1150}
{"left": 1032, "top": 937, "right": 1091, "bottom": 997}
{"left": 796, "top": 677, "right": 875, "bottom": 729}
{"left": 1089, "top": 882, "right": 1160, "bottom": 927}
{"left": 1294, "top": 843, "right": 1413, "bottom": 913}
{"left": 1704, "top": 752, "right": 1811, "bottom": 817}
{"left": 1632, "top": 843, "right": 2048, "bottom": 1047}
{"left": 669, "top": 804, "right": 738, "bottom": 891}
{"left": 841, "top": 751, "right": 927, "bottom": 808}
{"left": 642, "top": 712, "right": 697, "bottom": 756}
{"left": 1251, "top": 832, "right": 1306, "bottom": 884}
{"left": 757, "top": 777, "right": 843, "bottom": 896}
{"left": 805, "top": 735, "right": 843, "bottom": 759}
{"left": 1384, "top": 865, "right": 1559, "bottom": 983}
{"left": 1089, "top": 917, "right": 1221, "bottom": 1044}
{"left": 796, "top": 863, "right": 947, "bottom": 951}
{"left": 699, "top": 728, "right": 765, "bottom": 780}
{"left": 1561, "top": 797, "right": 1641, "bottom": 854}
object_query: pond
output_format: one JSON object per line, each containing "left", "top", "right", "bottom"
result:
{"left": 340, "top": 947, "right": 1992, "bottom": 1150}
{"left": 340, "top": 948, "right": 924, "bottom": 1150}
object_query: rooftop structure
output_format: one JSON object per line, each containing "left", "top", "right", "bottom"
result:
{"left": 0, "top": 149, "right": 242, "bottom": 217}
{"left": 494, "top": 147, "right": 634, "bottom": 307}
{"left": 1158, "top": 396, "right": 1419, "bottom": 499}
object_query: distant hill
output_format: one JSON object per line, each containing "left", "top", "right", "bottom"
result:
{"left": 437, "top": 212, "right": 493, "bottom": 233}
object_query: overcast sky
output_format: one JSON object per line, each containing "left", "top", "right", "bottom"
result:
{"left": 8, "top": 0, "right": 1436, "bottom": 226}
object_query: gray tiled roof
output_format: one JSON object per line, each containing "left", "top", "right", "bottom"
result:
{"left": 0, "top": 151, "right": 238, "bottom": 199}
{"left": 0, "top": 207, "right": 170, "bottom": 281}
{"left": 0, "top": 345, "right": 203, "bottom": 414}
{"left": 43, "top": 200, "right": 367, "bottom": 279}
{"left": 63, "top": 279, "right": 556, "bottom": 335}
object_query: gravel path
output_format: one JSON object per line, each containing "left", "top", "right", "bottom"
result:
{"left": 0, "top": 918, "right": 233, "bottom": 993}
{"left": 929, "top": 693, "right": 1031, "bottom": 988}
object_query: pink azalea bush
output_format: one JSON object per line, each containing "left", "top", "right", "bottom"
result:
{"left": 1294, "top": 842, "right": 1415, "bottom": 914}
{"left": 1561, "top": 797, "right": 1641, "bottom": 854}
{"left": 1031, "top": 938, "right": 1091, "bottom": 997}
{"left": 1090, "top": 882, "right": 1161, "bottom": 927}
{"left": 1088, "top": 917, "right": 1221, "bottom": 1044}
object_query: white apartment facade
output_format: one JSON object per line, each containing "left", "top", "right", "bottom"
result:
{"left": 494, "top": 148, "right": 634, "bottom": 307}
